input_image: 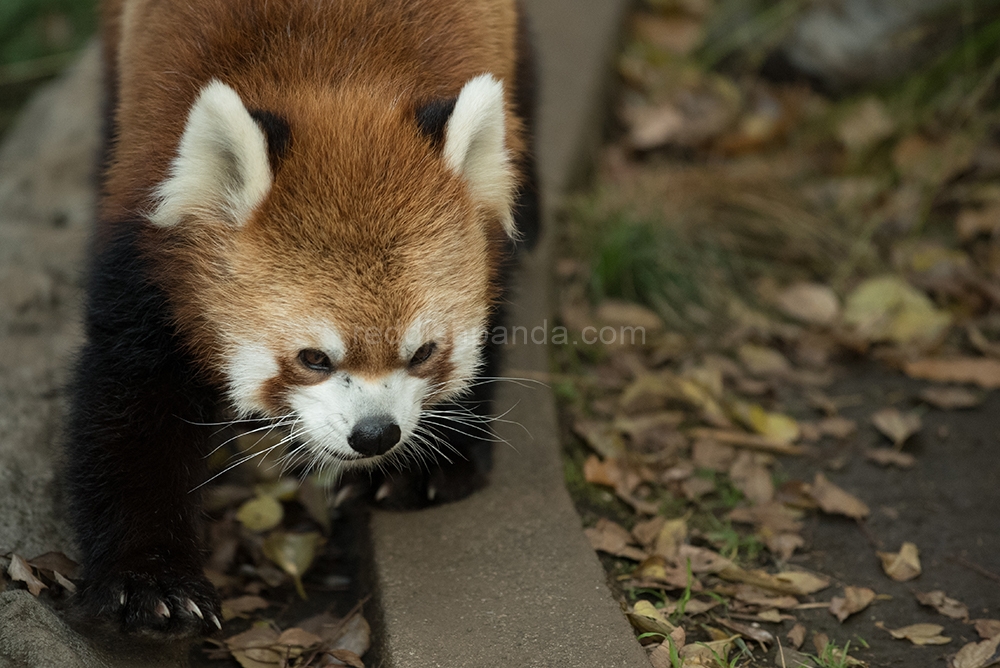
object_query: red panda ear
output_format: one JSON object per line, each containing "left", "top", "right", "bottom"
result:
{"left": 150, "top": 80, "right": 273, "bottom": 227}
{"left": 442, "top": 74, "right": 517, "bottom": 238}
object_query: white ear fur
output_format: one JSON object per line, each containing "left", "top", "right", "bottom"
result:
{"left": 442, "top": 74, "right": 517, "bottom": 238}
{"left": 150, "top": 80, "right": 272, "bottom": 227}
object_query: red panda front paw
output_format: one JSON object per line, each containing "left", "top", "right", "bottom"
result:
{"left": 81, "top": 565, "right": 222, "bottom": 637}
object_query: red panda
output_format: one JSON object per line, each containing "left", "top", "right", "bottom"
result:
{"left": 67, "top": 0, "right": 538, "bottom": 636}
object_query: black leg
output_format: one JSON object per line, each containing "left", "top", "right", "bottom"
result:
{"left": 66, "top": 227, "right": 221, "bottom": 636}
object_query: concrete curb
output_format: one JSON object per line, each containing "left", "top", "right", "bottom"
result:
{"left": 367, "top": 1, "right": 649, "bottom": 666}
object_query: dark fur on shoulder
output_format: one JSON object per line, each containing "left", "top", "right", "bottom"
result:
{"left": 66, "top": 225, "right": 221, "bottom": 635}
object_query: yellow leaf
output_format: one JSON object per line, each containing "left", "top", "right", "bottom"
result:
{"left": 254, "top": 478, "right": 300, "bottom": 501}
{"left": 843, "top": 275, "right": 951, "bottom": 345}
{"left": 262, "top": 532, "right": 323, "bottom": 599}
{"left": 236, "top": 496, "right": 284, "bottom": 533}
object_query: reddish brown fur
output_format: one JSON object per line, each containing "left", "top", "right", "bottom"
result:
{"left": 101, "top": 0, "right": 525, "bottom": 396}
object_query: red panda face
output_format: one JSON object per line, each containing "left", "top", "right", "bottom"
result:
{"left": 151, "top": 78, "right": 515, "bottom": 467}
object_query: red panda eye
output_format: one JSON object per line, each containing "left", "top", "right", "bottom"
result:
{"left": 298, "top": 349, "right": 333, "bottom": 373}
{"left": 409, "top": 342, "right": 437, "bottom": 367}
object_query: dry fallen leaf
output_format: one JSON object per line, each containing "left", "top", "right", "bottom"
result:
{"left": 952, "top": 634, "right": 1000, "bottom": 668}
{"left": 974, "top": 620, "right": 1000, "bottom": 640}
{"left": 631, "top": 555, "right": 700, "bottom": 591}
{"left": 776, "top": 282, "right": 840, "bottom": 326}
{"left": 626, "top": 600, "right": 678, "bottom": 638}
{"left": 878, "top": 542, "right": 922, "bottom": 582}
{"left": 325, "top": 649, "right": 366, "bottom": 668}
{"left": 817, "top": 416, "right": 857, "bottom": 440}
{"left": 738, "top": 343, "right": 792, "bottom": 377}
{"left": 236, "top": 495, "right": 284, "bottom": 533}
{"left": 808, "top": 473, "right": 870, "bottom": 519}
{"left": 728, "top": 451, "right": 775, "bottom": 504}
{"left": 8, "top": 554, "right": 46, "bottom": 596}
{"left": 916, "top": 590, "right": 969, "bottom": 620}
{"left": 843, "top": 275, "right": 951, "bottom": 346}
{"left": 904, "top": 358, "right": 1000, "bottom": 389}
{"left": 787, "top": 623, "right": 807, "bottom": 649}
{"left": 829, "top": 586, "right": 876, "bottom": 622}
{"left": 919, "top": 386, "right": 982, "bottom": 410}
{"left": 871, "top": 408, "right": 922, "bottom": 448}
{"left": 838, "top": 97, "right": 896, "bottom": 151}
{"left": 573, "top": 419, "right": 627, "bottom": 457}
{"left": 28, "top": 552, "right": 80, "bottom": 580}
{"left": 221, "top": 595, "right": 270, "bottom": 621}
{"left": 653, "top": 517, "right": 687, "bottom": 561}
{"left": 865, "top": 448, "right": 916, "bottom": 468}
{"left": 262, "top": 532, "right": 323, "bottom": 599}
{"left": 584, "top": 518, "right": 647, "bottom": 561}
{"left": 884, "top": 622, "right": 951, "bottom": 645}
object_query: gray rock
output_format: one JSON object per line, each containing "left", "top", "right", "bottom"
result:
{"left": 782, "top": 0, "right": 965, "bottom": 88}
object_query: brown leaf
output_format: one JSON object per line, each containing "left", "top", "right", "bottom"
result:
{"left": 595, "top": 299, "right": 664, "bottom": 334}
{"left": 729, "top": 451, "right": 775, "bottom": 504}
{"left": 865, "top": 448, "right": 916, "bottom": 469}
{"left": 715, "top": 617, "right": 774, "bottom": 645}
{"left": 829, "top": 586, "right": 876, "bottom": 622}
{"left": 765, "top": 533, "right": 805, "bottom": 561}
{"left": 871, "top": 408, "right": 921, "bottom": 448}
{"left": 729, "top": 501, "right": 804, "bottom": 534}
{"left": 878, "top": 542, "right": 921, "bottom": 581}
{"left": 884, "top": 622, "right": 951, "bottom": 645}
{"left": 584, "top": 518, "right": 647, "bottom": 561}
{"left": 632, "top": 517, "right": 666, "bottom": 547}
{"left": 904, "top": 358, "right": 1000, "bottom": 389}
{"left": 275, "top": 627, "right": 324, "bottom": 648}
{"left": 631, "top": 555, "right": 701, "bottom": 591}
{"left": 776, "top": 282, "right": 840, "bottom": 326}
{"left": 915, "top": 590, "right": 969, "bottom": 620}
{"left": 221, "top": 595, "right": 270, "bottom": 621}
{"left": 573, "top": 419, "right": 626, "bottom": 458}
{"left": 686, "top": 428, "right": 804, "bottom": 455}
{"left": 691, "top": 439, "right": 737, "bottom": 472}
{"left": 808, "top": 473, "right": 870, "bottom": 519}
{"left": 952, "top": 635, "right": 1000, "bottom": 668}
{"left": 583, "top": 455, "right": 621, "bottom": 488}
{"left": 776, "top": 646, "right": 816, "bottom": 668}
{"left": 325, "top": 649, "right": 366, "bottom": 668}
{"left": 817, "top": 416, "right": 857, "bottom": 440}
{"left": 28, "top": 552, "right": 80, "bottom": 580}
{"left": 733, "top": 584, "right": 799, "bottom": 609}
{"left": 956, "top": 205, "right": 1000, "bottom": 241}
{"left": 738, "top": 343, "right": 792, "bottom": 377}
{"left": 652, "top": 518, "right": 687, "bottom": 560}
{"left": 632, "top": 13, "right": 703, "bottom": 56}
{"left": 787, "top": 623, "right": 807, "bottom": 649}
{"left": 8, "top": 554, "right": 46, "bottom": 596}
{"left": 974, "top": 620, "right": 1000, "bottom": 640}
{"left": 919, "top": 387, "right": 982, "bottom": 410}
{"left": 837, "top": 97, "right": 896, "bottom": 151}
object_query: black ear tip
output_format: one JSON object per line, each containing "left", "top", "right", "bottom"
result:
{"left": 415, "top": 97, "right": 458, "bottom": 148}
{"left": 248, "top": 108, "right": 292, "bottom": 170}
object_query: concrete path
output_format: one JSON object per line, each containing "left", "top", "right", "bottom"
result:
{"left": 366, "top": 0, "right": 649, "bottom": 666}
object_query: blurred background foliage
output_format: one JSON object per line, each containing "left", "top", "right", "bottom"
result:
{"left": 0, "top": 0, "right": 97, "bottom": 133}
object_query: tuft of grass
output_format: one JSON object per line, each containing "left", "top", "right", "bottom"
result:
{"left": 808, "top": 640, "right": 858, "bottom": 668}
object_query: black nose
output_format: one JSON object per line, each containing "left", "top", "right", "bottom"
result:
{"left": 347, "top": 416, "right": 401, "bottom": 457}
